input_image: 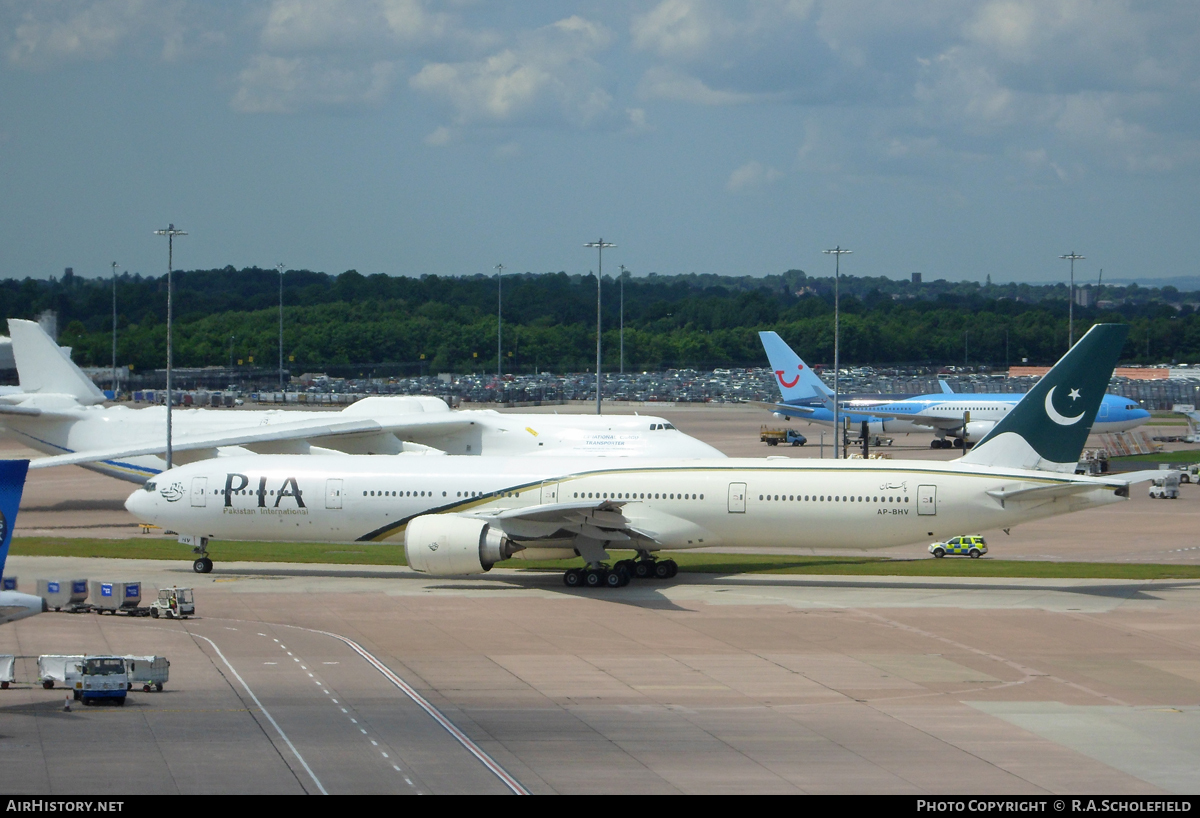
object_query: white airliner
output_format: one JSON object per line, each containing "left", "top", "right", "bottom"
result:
{"left": 127, "top": 324, "right": 1155, "bottom": 581}
{"left": 0, "top": 460, "right": 45, "bottom": 624}
{"left": 760, "top": 331, "right": 1150, "bottom": 448}
{"left": 0, "top": 319, "right": 723, "bottom": 483}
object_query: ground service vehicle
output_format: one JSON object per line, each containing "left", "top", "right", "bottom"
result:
{"left": 1149, "top": 472, "right": 1181, "bottom": 499}
{"left": 150, "top": 587, "right": 194, "bottom": 619}
{"left": 70, "top": 656, "right": 128, "bottom": 705}
{"left": 760, "top": 427, "right": 807, "bottom": 446}
{"left": 929, "top": 535, "right": 988, "bottom": 559}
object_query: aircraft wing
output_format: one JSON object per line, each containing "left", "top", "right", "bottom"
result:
{"left": 26, "top": 414, "right": 478, "bottom": 470}
{"left": 475, "top": 499, "right": 656, "bottom": 543}
{"left": 985, "top": 476, "right": 1135, "bottom": 508}
{"left": 758, "top": 401, "right": 819, "bottom": 417}
{"left": 838, "top": 406, "right": 967, "bottom": 429}
{"left": 0, "top": 404, "right": 79, "bottom": 419}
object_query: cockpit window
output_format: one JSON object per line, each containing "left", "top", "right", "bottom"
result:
{"left": 664, "top": 423, "right": 676, "bottom": 430}
{"left": 144, "top": 482, "right": 157, "bottom": 492}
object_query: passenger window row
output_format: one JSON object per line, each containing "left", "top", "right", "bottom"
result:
{"left": 759, "top": 494, "right": 910, "bottom": 503}
{"left": 571, "top": 491, "right": 703, "bottom": 501}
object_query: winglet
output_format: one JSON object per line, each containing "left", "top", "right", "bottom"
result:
{"left": 8, "top": 319, "right": 106, "bottom": 404}
{"left": 758, "top": 331, "right": 833, "bottom": 401}
{"left": 960, "top": 324, "right": 1129, "bottom": 473}
{"left": 939, "top": 380, "right": 955, "bottom": 395}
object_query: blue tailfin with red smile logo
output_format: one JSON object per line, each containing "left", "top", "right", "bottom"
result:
{"left": 759, "top": 331, "right": 831, "bottom": 403}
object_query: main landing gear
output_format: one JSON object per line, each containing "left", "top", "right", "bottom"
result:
{"left": 561, "top": 554, "right": 678, "bottom": 589}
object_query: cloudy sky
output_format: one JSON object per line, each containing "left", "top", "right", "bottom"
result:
{"left": 2, "top": 0, "right": 1198, "bottom": 284}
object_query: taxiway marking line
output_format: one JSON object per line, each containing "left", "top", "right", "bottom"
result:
{"left": 293, "top": 624, "right": 530, "bottom": 795}
{"left": 191, "top": 632, "right": 328, "bottom": 795}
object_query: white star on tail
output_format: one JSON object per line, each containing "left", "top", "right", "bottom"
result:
{"left": 1068, "top": 388, "right": 1081, "bottom": 401}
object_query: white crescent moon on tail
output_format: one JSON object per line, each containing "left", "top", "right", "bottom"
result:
{"left": 1044, "top": 386, "right": 1085, "bottom": 426}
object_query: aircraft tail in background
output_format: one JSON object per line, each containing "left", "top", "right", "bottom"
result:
{"left": 8, "top": 319, "right": 106, "bottom": 404}
{"left": 960, "top": 324, "right": 1129, "bottom": 473}
{"left": 758, "top": 331, "right": 833, "bottom": 402}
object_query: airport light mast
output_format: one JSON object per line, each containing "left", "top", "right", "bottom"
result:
{"left": 824, "top": 246, "right": 851, "bottom": 459}
{"left": 584, "top": 239, "right": 615, "bottom": 415}
{"left": 154, "top": 224, "right": 187, "bottom": 470}
{"left": 277, "top": 263, "right": 285, "bottom": 391}
{"left": 496, "top": 263, "right": 504, "bottom": 377}
{"left": 1060, "top": 252, "right": 1085, "bottom": 348}
{"left": 111, "top": 261, "right": 118, "bottom": 397}
{"left": 619, "top": 264, "right": 628, "bottom": 375}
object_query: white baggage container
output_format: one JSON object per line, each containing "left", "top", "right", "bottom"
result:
{"left": 0, "top": 654, "right": 14, "bottom": 689}
{"left": 38, "top": 655, "right": 84, "bottom": 689}
{"left": 38, "top": 579, "right": 89, "bottom": 610}
{"left": 90, "top": 580, "right": 141, "bottom": 612}
{"left": 124, "top": 655, "right": 170, "bottom": 691}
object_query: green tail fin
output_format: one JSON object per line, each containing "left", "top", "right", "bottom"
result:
{"left": 960, "top": 323, "right": 1129, "bottom": 472}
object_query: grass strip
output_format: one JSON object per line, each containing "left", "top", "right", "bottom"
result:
{"left": 11, "top": 538, "right": 1200, "bottom": 580}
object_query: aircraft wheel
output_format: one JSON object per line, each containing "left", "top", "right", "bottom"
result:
{"left": 563, "top": 569, "right": 583, "bottom": 588}
{"left": 193, "top": 557, "right": 213, "bottom": 574}
{"left": 605, "top": 570, "right": 624, "bottom": 588}
{"left": 663, "top": 560, "right": 678, "bottom": 578}
{"left": 584, "top": 569, "right": 603, "bottom": 588}
{"left": 654, "top": 561, "right": 672, "bottom": 580}
{"left": 953, "top": 438, "right": 964, "bottom": 449}
{"left": 931, "top": 440, "right": 942, "bottom": 449}
{"left": 634, "top": 561, "right": 653, "bottom": 579}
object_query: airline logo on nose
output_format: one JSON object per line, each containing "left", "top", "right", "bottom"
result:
{"left": 1045, "top": 386, "right": 1086, "bottom": 426}
{"left": 776, "top": 365, "right": 803, "bottom": 388}
{"left": 160, "top": 482, "right": 185, "bottom": 502}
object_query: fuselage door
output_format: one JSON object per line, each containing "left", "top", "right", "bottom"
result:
{"left": 1099, "top": 402, "right": 1109, "bottom": 419}
{"left": 326, "top": 478, "right": 343, "bottom": 510}
{"left": 540, "top": 482, "right": 558, "bottom": 504}
{"left": 728, "top": 482, "right": 747, "bottom": 513}
{"left": 918, "top": 484, "right": 937, "bottom": 516}
{"left": 190, "top": 477, "right": 207, "bottom": 507}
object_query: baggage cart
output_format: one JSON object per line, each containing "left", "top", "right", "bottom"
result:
{"left": 38, "top": 579, "right": 89, "bottom": 611}
{"left": 125, "top": 655, "right": 170, "bottom": 692}
{"left": 90, "top": 581, "right": 142, "bottom": 614}
{"left": 0, "top": 654, "right": 13, "bottom": 689}
{"left": 38, "top": 655, "right": 84, "bottom": 689}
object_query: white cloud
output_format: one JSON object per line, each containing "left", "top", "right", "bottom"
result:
{"left": 638, "top": 65, "right": 784, "bottom": 105}
{"left": 727, "top": 160, "right": 782, "bottom": 192}
{"left": 410, "top": 16, "right": 616, "bottom": 128}
{"left": 424, "top": 125, "right": 453, "bottom": 146}
{"left": 259, "top": 0, "right": 456, "bottom": 53}
{"left": 231, "top": 55, "right": 397, "bottom": 114}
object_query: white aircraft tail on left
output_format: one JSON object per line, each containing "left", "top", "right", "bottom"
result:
{"left": 9, "top": 319, "right": 106, "bottom": 404}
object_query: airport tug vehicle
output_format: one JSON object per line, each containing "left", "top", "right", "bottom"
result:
{"left": 929, "top": 535, "right": 988, "bottom": 559}
{"left": 150, "top": 587, "right": 194, "bottom": 619}
{"left": 70, "top": 656, "right": 129, "bottom": 705}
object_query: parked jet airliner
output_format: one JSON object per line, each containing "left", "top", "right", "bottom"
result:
{"left": 0, "top": 319, "right": 723, "bottom": 483}
{"left": 127, "top": 325, "right": 1155, "bottom": 582}
{"left": 760, "top": 331, "right": 1150, "bottom": 448}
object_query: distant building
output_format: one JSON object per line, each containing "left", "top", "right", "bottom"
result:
{"left": 911, "top": 272, "right": 922, "bottom": 285}
{"left": 1074, "top": 287, "right": 1094, "bottom": 308}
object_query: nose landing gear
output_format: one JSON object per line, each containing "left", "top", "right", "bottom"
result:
{"left": 190, "top": 536, "right": 213, "bottom": 574}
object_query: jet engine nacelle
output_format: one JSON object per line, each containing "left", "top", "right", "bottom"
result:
{"left": 405, "top": 515, "right": 520, "bottom": 576}
{"left": 961, "top": 420, "right": 994, "bottom": 442}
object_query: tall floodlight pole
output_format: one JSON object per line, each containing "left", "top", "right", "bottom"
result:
{"left": 618, "top": 264, "right": 627, "bottom": 375}
{"left": 277, "top": 263, "right": 285, "bottom": 390}
{"left": 1060, "top": 252, "right": 1085, "bottom": 348}
{"left": 584, "top": 239, "right": 616, "bottom": 415}
{"left": 495, "top": 263, "right": 504, "bottom": 377}
{"left": 154, "top": 224, "right": 187, "bottom": 470}
{"left": 111, "top": 261, "right": 118, "bottom": 397}
{"left": 823, "top": 246, "right": 851, "bottom": 459}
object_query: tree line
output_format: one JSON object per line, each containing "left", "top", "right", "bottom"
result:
{"left": 2, "top": 267, "right": 1196, "bottom": 373}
